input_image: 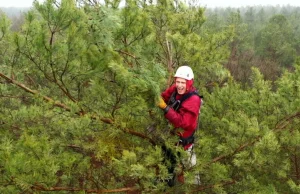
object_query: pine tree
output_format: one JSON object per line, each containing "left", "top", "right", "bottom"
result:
{"left": 2, "top": 0, "right": 299, "bottom": 193}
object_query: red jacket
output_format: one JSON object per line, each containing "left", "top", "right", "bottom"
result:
{"left": 161, "top": 84, "right": 201, "bottom": 149}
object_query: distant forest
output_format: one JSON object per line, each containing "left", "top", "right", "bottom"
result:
{"left": 2, "top": 5, "right": 300, "bottom": 84}
{"left": 0, "top": 7, "right": 29, "bottom": 31}
{"left": 0, "top": 7, "right": 30, "bottom": 18}
{"left": 204, "top": 5, "right": 300, "bottom": 84}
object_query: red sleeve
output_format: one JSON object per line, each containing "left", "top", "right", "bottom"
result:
{"left": 161, "top": 84, "right": 176, "bottom": 103}
{"left": 164, "top": 95, "right": 201, "bottom": 137}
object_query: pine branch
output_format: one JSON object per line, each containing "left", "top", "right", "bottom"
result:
{"left": 211, "top": 137, "right": 259, "bottom": 163}
{"left": 123, "top": 127, "right": 156, "bottom": 145}
{"left": 275, "top": 112, "right": 300, "bottom": 131}
{"left": 293, "top": 153, "right": 300, "bottom": 180}
{"left": 17, "top": 39, "right": 77, "bottom": 103}
{"left": 166, "top": 38, "right": 174, "bottom": 86}
{"left": 115, "top": 50, "right": 137, "bottom": 59}
{"left": 30, "top": 183, "right": 138, "bottom": 193}
{"left": 0, "top": 72, "right": 156, "bottom": 146}
{"left": 0, "top": 72, "right": 72, "bottom": 112}
{"left": 0, "top": 95, "right": 27, "bottom": 99}
{"left": 210, "top": 111, "right": 300, "bottom": 164}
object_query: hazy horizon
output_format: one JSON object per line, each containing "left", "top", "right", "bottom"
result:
{"left": 0, "top": 0, "right": 300, "bottom": 8}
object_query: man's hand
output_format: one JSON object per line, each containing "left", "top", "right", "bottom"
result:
{"left": 157, "top": 97, "right": 167, "bottom": 109}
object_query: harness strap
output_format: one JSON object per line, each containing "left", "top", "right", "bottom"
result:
{"left": 168, "top": 91, "right": 201, "bottom": 111}
{"left": 179, "top": 134, "right": 195, "bottom": 146}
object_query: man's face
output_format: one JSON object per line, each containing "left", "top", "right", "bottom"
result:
{"left": 175, "top": 77, "right": 187, "bottom": 95}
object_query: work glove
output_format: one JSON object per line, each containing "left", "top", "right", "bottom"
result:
{"left": 157, "top": 97, "right": 167, "bottom": 109}
{"left": 156, "top": 97, "right": 170, "bottom": 113}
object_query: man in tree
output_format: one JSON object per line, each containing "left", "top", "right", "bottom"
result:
{"left": 157, "top": 65, "right": 202, "bottom": 185}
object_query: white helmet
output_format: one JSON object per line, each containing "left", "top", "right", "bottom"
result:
{"left": 174, "top": 66, "right": 194, "bottom": 80}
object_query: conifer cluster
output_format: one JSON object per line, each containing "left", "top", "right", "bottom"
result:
{"left": 0, "top": 0, "right": 299, "bottom": 193}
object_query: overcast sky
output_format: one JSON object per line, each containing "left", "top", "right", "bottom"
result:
{"left": 200, "top": 0, "right": 300, "bottom": 8}
{"left": 0, "top": 0, "right": 41, "bottom": 7}
{"left": 0, "top": 0, "right": 300, "bottom": 8}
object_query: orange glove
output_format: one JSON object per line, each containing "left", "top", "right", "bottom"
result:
{"left": 157, "top": 97, "right": 167, "bottom": 109}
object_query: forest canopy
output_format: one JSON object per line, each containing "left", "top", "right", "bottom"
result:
{"left": 0, "top": 0, "right": 300, "bottom": 193}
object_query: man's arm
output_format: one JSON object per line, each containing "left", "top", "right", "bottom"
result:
{"left": 164, "top": 95, "right": 201, "bottom": 131}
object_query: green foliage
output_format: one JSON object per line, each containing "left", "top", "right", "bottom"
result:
{"left": 198, "top": 62, "right": 300, "bottom": 193}
{"left": 1, "top": 1, "right": 300, "bottom": 193}
{"left": 0, "top": 12, "right": 10, "bottom": 38}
